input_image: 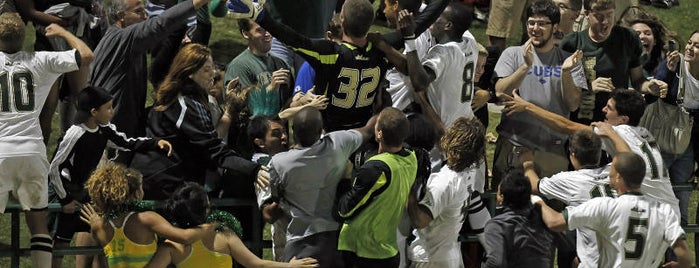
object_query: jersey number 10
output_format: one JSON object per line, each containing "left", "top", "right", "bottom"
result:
{"left": 0, "top": 71, "right": 35, "bottom": 112}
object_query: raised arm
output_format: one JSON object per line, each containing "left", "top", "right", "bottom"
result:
{"left": 495, "top": 40, "right": 533, "bottom": 96}
{"left": 590, "top": 122, "right": 631, "bottom": 153}
{"left": 560, "top": 50, "right": 583, "bottom": 111}
{"left": 382, "top": 0, "right": 449, "bottom": 48}
{"left": 502, "top": 90, "right": 590, "bottom": 135}
{"left": 44, "top": 23, "right": 94, "bottom": 95}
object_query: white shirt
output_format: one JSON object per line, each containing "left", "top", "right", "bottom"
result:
{"left": 0, "top": 50, "right": 79, "bottom": 158}
{"left": 566, "top": 193, "right": 684, "bottom": 268}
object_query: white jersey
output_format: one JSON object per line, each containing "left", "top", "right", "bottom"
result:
{"left": 538, "top": 166, "right": 612, "bottom": 268}
{"left": 0, "top": 50, "right": 79, "bottom": 158}
{"left": 424, "top": 40, "right": 474, "bottom": 128}
{"left": 409, "top": 165, "right": 489, "bottom": 266}
{"left": 386, "top": 31, "right": 434, "bottom": 111}
{"left": 597, "top": 125, "right": 680, "bottom": 218}
{"left": 566, "top": 193, "right": 685, "bottom": 268}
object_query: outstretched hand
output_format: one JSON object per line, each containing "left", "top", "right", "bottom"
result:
{"left": 289, "top": 256, "right": 319, "bottom": 268}
{"left": 79, "top": 203, "right": 103, "bottom": 228}
{"left": 501, "top": 89, "right": 531, "bottom": 116}
{"left": 44, "top": 23, "right": 68, "bottom": 38}
{"left": 397, "top": 9, "right": 415, "bottom": 37}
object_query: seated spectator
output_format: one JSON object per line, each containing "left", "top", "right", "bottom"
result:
{"left": 482, "top": 170, "right": 554, "bottom": 267}
{"left": 144, "top": 182, "right": 319, "bottom": 268}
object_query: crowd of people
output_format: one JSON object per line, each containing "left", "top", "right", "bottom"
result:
{"left": 0, "top": 0, "right": 698, "bottom": 267}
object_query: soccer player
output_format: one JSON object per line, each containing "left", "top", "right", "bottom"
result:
{"left": 0, "top": 13, "right": 93, "bottom": 268}
{"left": 519, "top": 129, "right": 613, "bottom": 267}
{"left": 228, "top": 0, "right": 444, "bottom": 131}
{"left": 406, "top": 117, "right": 491, "bottom": 267}
{"left": 504, "top": 89, "right": 680, "bottom": 218}
{"left": 534, "top": 152, "right": 691, "bottom": 268}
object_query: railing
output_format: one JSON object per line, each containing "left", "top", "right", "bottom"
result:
{"left": 2, "top": 183, "right": 698, "bottom": 267}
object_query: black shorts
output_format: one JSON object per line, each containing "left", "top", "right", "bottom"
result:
{"left": 54, "top": 211, "right": 91, "bottom": 242}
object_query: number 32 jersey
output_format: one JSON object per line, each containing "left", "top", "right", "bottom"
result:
{"left": 0, "top": 50, "right": 79, "bottom": 158}
{"left": 565, "top": 193, "right": 684, "bottom": 268}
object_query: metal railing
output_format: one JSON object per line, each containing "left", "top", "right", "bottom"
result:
{"left": 2, "top": 183, "right": 698, "bottom": 267}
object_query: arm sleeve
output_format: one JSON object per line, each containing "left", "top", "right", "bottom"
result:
{"left": 175, "top": 98, "right": 261, "bottom": 180}
{"left": 665, "top": 206, "right": 686, "bottom": 247}
{"left": 103, "top": 123, "right": 159, "bottom": 151}
{"left": 337, "top": 160, "right": 391, "bottom": 220}
{"left": 421, "top": 46, "right": 447, "bottom": 80}
{"left": 48, "top": 125, "right": 85, "bottom": 199}
{"left": 332, "top": 130, "right": 365, "bottom": 158}
{"left": 257, "top": 14, "right": 338, "bottom": 69}
{"left": 467, "top": 191, "right": 491, "bottom": 235}
{"left": 36, "top": 49, "right": 80, "bottom": 74}
{"left": 483, "top": 221, "right": 508, "bottom": 268}
{"left": 126, "top": 0, "right": 195, "bottom": 53}
{"left": 565, "top": 197, "right": 610, "bottom": 231}
{"left": 209, "top": 0, "right": 228, "bottom": 17}
{"left": 493, "top": 47, "right": 520, "bottom": 79}
{"left": 538, "top": 175, "right": 575, "bottom": 204}
{"left": 417, "top": 173, "right": 449, "bottom": 221}
{"left": 382, "top": 0, "right": 449, "bottom": 48}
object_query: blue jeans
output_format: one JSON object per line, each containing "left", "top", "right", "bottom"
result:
{"left": 662, "top": 144, "right": 694, "bottom": 226}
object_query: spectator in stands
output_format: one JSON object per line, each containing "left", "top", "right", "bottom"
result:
{"left": 655, "top": 29, "right": 699, "bottom": 261}
{"left": 263, "top": 106, "right": 376, "bottom": 267}
{"left": 407, "top": 117, "right": 491, "bottom": 267}
{"left": 560, "top": 0, "right": 667, "bottom": 125}
{"left": 552, "top": 0, "right": 582, "bottom": 43}
{"left": 492, "top": 0, "right": 585, "bottom": 186}
{"left": 621, "top": 8, "right": 676, "bottom": 77}
{"left": 49, "top": 86, "right": 172, "bottom": 268}
{"left": 89, "top": 0, "right": 210, "bottom": 164}
{"left": 0, "top": 13, "right": 92, "bottom": 268}
{"left": 248, "top": 115, "right": 289, "bottom": 261}
{"left": 483, "top": 170, "right": 553, "bottom": 267}
{"left": 81, "top": 163, "right": 213, "bottom": 268}
{"left": 130, "top": 44, "right": 259, "bottom": 202}
{"left": 144, "top": 182, "right": 320, "bottom": 268}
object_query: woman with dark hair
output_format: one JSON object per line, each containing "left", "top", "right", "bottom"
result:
{"left": 145, "top": 182, "right": 319, "bottom": 268}
{"left": 483, "top": 171, "right": 553, "bottom": 268}
{"left": 621, "top": 7, "right": 677, "bottom": 77}
{"left": 131, "top": 43, "right": 260, "bottom": 201}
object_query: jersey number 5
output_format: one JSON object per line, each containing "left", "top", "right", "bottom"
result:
{"left": 333, "top": 67, "right": 380, "bottom": 109}
{"left": 624, "top": 217, "right": 648, "bottom": 259}
{"left": 0, "top": 71, "right": 35, "bottom": 112}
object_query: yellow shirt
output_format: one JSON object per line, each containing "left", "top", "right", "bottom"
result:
{"left": 103, "top": 212, "right": 158, "bottom": 268}
{"left": 177, "top": 239, "right": 233, "bottom": 268}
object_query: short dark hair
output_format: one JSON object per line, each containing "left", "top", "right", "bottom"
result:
{"left": 237, "top": 18, "right": 254, "bottom": 34}
{"left": 583, "top": 0, "right": 615, "bottom": 11}
{"left": 614, "top": 152, "right": 646, "bottom": 189}
{"left": 500, "top": 170, "right": 532, "bottom": 210}
{"left": 377, "top": 107, "right": 410, "bottom": 147}
{"left": 292, "top": 107, "right": 323, "bottom": 147}
{"left": 527, "top": 0, "right": 561, "bottom": 25}
{"left": 569, "top": 129, "right": 601, "bottom": 167}
{"left": 444, "top": 2, "right": 474, "bottom": 39}
{"left": 386, "top": 0, "right": 422, "bottom": 14}
{"left": 405, "top": 113, "right": 436, "bottom": 151}
{"left": 165, "top": 182, "right": 209, "bottom": 229}
{"left": 611, "top": 90, "right": 645, "bottom": 127}
{"left": 247, "top": 115, "right": 281, "bottom": 152}
{"left": 440, "top": 117, "right": 485, "bottom": 172}
{"left": 341, "top": 0, "right": 374, "bottom": 38}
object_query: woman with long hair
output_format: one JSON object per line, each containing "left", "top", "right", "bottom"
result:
{"left": 130, "top": 43, "right": 259, "bottom": 201}
{"left": 145, "top": 182, "right": 319, "bottom": 268}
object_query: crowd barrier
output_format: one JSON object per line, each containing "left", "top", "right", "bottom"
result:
{"left": 1, "top": 184, "right": 697, "bottom": 267}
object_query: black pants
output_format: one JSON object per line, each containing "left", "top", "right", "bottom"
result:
{"left": 342, "top": 251, "right": 399, "bottom": 268}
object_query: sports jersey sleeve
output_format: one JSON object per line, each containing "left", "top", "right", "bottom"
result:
{"left": 257, "top": 14, "right": 339, "bottom": 70}
{"left": 35, "top": 50, "right": 80, "bottom": 74}
{"left": 125, "top": 0, "right": 195, "bottom": 54}
{"left": 48, "top": 125, "right": 85, "bottom": 200}
{"left": 565, "top": 197, "right": 612, "bottom": 231}
{"left": 337, "top": 160, "right": 391, "bottom": 220}
{"left": 466, "top": 191, "right": 491, "bottom": 243}
{"left": 418, "top": 173, "right": 451, "bottom": 220}
{"left": 664, "top": 205, "right": 686, "bottom": 247}
{"left": 102, "top": 123, "right": 159, "bottom": 152}
{"left": 421, "top": 45, "right": 449, "bottom": 80}
{"left": 538, "top": 174, "right": 576, "bottom": 204}
{"left": 294, "top": 61, "right": 315, "bottom": 95}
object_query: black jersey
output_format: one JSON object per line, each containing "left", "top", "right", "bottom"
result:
{"left": 259, "top": 15, "right": 391, "bottom": 131}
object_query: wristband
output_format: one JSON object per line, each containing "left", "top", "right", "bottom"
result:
{"left": 530, "top": 195, "right": 543, "bottom": 205}
{"left": 403, "top": 34, "right": 416, "bottom": 40}
{"left": 405, "top": 39, "right": 417, "bottom": 53}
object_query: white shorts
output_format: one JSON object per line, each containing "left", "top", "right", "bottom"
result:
{"left": 0, "top": 155, "right": 50, "bottom": 213}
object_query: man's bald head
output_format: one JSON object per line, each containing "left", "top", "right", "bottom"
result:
{"left": 292, "top": 107, "right": 323, "bottom": 147}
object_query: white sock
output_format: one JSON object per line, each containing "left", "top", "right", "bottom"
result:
{"left": 30, "top": 234, "right": 53, "bottom": 268}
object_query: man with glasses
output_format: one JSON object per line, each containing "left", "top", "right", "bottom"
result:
{"left": 552, "top": 0, "right": 582, "bottom": 43}
{"left": 492, "top": 0, "right": 586, "bottom": 187}
{"left": 89, "top": 0, "right": 211, "bottom": 164}
{"left": 560, "top": 0, "right": 668, "bottom": 126}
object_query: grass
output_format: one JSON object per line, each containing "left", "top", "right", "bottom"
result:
{"left": 1, "top": 1, "right": 698, "bottom": 267}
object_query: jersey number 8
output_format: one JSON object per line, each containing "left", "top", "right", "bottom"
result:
{"left": 0, "top": 71, "right": 35, "bottom": 112}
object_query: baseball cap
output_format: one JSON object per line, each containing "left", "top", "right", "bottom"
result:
{"left": 74, "top": 86, "right": 114, "bottom": 123}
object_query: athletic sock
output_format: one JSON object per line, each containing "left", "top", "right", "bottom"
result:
{"left": 30, "top": 234, "right": 53, "bottom": 268}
